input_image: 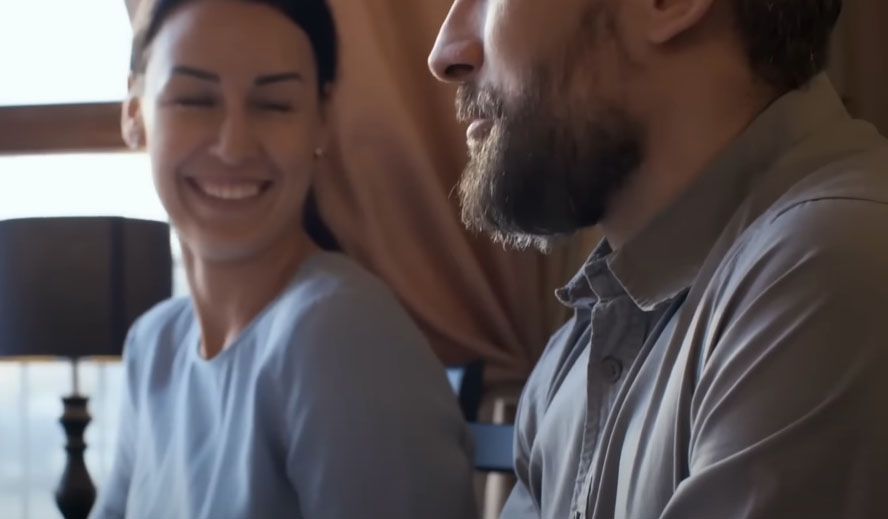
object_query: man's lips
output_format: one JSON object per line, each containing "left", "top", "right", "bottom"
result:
{"left": 467, "top": 119, "right": 494, "bottom": 141}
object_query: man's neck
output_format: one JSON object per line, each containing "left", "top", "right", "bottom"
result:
{"left": 183, "top": 232, "right": 320, "bottom": 359}
{"left": 602, "top": 78, "right": 778, "bottom": 250}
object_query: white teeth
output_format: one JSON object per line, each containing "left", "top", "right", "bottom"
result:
{"left": 194, "top": 180, "right": 263, "bottom": 200}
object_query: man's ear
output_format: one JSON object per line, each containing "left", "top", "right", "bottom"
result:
{"left": 121, "top": 76, "right": 146, "bottom": 150}
{"left": 644, "top": 0, "right": 717, "bottom": 44}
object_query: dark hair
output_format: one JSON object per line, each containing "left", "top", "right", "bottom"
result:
{"left": 733, "top": 0, "right": 843, "bottom": 92}
{"left": 302, "top": 189, "right": 340, "bottom": 251}
{"left": 131, "top": 0, "right": 338, "bottom": 97}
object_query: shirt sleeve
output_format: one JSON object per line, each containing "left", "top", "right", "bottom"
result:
{"left": 500, "top": 462, "right": 540, "bottom": 519}
{"left": 659, "top": 200, "right": 888, "bottom": 518}
{"left": 499, "top": 398, "right": 539, "bottom": 518}
{"left": 88, "top": 323, "right": 142, "bottom": 519}
{"left": 274, "top": 286, "right": 478, "bottom": 519}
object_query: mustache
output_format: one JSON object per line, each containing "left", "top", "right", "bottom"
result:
{"left": 456, "top": 83, "right": 505, "bottom": 122}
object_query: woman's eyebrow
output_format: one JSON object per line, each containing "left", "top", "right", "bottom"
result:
{"left": 254, "top": 72, "right": 304, "bottom": 86}
{"left": 171, "top": 65, "right": 220, "bottom": 82}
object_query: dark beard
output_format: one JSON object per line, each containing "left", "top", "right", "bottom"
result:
{"left": 455, "top": 80, "right": 642, "bottom": 252}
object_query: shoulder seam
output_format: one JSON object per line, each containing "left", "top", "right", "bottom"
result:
{"left": 772, "top": 196, "right": 888, "bottom": 223}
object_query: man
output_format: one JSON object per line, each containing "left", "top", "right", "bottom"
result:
{"left": 428, "top": 0, "right": 888, "bottom": 518}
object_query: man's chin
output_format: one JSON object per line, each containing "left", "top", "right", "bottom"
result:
{"left": 461, "top": 203, "right": 581, "bottom": 253}
{"left": 491, "top": 230, "right": 572, "bottom": 253}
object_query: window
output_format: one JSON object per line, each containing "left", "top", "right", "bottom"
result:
{"left": 0, "top": 153, "right": 162, "bottom": 220}
{"left": 0, "top": 0, "right": 131, "bottom": 106}
{"left": 0, "top": 152, "right": 187, "bottom": 518}
{"left": 0, "top": 361, "right": 124, "bottom": 519}
{"left": 0, "top": 3, "right": 178, "bottom": 518}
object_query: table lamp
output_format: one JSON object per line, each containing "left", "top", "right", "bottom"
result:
{"left": 0, "top": 216, "right": 172, "bottom": 519}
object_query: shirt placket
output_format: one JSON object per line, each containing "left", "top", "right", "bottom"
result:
{"left": 569, "top": 297, "right": 640, "bottom": 519}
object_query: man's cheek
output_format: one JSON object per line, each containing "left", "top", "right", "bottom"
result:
{"left": 486, "top": 0, "right": 582, "bottom": 61}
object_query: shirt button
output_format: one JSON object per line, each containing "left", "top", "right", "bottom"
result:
{"left": 601, "top": 356, "right": 623, "bottom": 383}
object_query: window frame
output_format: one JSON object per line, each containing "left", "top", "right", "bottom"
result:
{"left": 0, "top": 102, "right": 125, "bottom": 155}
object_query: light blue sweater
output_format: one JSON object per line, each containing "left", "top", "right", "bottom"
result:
{"left": 90, "top": 252, "right": 476, "bottom": 519}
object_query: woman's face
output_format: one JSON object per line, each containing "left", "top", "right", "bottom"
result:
{"left": 125, "top": 0, "right": 329, "bottom": 263}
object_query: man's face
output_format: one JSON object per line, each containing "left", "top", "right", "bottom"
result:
{"left": 429, "top": 0, "right": 644, "bottom": 250}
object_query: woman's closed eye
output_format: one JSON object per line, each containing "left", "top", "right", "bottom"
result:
{"left": 252, "top": 99, "right": 295, "bottom": 113}
{"left": 170, "top": 95, "right": 218, "bottom": 108}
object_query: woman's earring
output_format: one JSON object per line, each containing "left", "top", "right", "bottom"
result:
{"left": 125, "top": 125, "right": 144, "bottom": 148}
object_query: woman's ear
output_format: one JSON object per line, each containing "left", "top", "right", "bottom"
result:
{"left": 121, "top": 76, "right": 146, "bottom": 150}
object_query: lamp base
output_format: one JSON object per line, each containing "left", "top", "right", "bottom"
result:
{"left": 55, "top": 396, "right": 96, "bottom": 519}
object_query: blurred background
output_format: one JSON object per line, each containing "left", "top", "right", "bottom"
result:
{"left": 0, "top": 0, "right": 885, "bottom": 518}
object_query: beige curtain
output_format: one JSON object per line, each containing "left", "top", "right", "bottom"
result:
{"left": 125, "top": 0, "right": 594, "bottom": 385}
{"left": 830, "top": 0, "right": 888, "bottom": 135}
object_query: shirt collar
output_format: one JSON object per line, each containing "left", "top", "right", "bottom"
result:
{"left": 559, "top": 74, "right": 848, "bottom": 311}
{"left": 555, "top": 240, "right": 621, "bottom": 309}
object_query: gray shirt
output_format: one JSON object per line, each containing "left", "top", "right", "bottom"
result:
{"left": 90, "top": 252, "right": 477, "bottom": 519}
{"left": 502, "top": 74, "right": 888, "bottom": 519}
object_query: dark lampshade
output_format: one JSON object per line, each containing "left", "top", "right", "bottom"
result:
{"left": 0, "top": 216, "right": 172, "bottom": 359}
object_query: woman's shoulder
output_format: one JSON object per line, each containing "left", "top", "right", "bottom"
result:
{"left": 293, "top": 251, "right": 393, "bottom": 296}
{"left": 259, "top": 254, "right": 454, "bottom": 410}
{"left": 264, "top": 252, "right": 430, "bottom": 362}
{"left": 276, "top": 252, "right": 406, "bottom": 322}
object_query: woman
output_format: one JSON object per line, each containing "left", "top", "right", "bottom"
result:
{"left": 90, "top": 1, "right": 476, "bottom": 517}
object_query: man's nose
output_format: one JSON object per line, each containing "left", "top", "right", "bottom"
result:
{"left": 428, "top": 0, "right": 484, "bottom": 83}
